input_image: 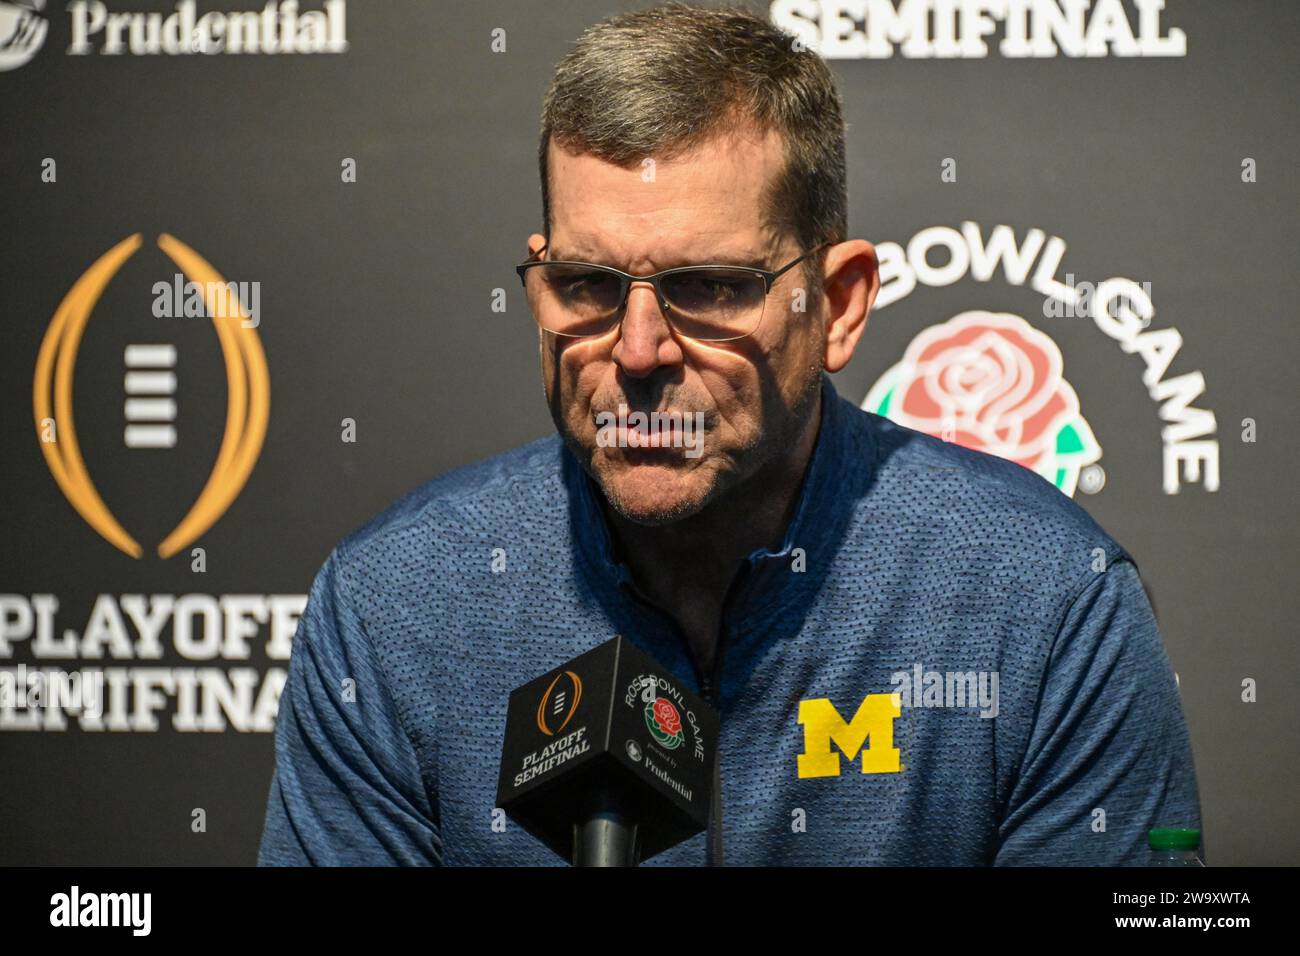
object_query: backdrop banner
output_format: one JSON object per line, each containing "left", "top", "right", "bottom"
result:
{"left": 1, "top": 0, "right": 1295, "bottom": 865}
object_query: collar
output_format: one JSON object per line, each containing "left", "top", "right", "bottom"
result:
{"left": 564, "top": 373, "right": 870, "bottom": 634}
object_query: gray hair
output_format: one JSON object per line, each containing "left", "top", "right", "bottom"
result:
{"left": 537, "top": 2, "right": 847, "bottom": 290}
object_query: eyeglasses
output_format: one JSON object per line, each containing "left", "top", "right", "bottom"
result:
{"left": 515, "top": 242, "right": 827, "bottom": 342}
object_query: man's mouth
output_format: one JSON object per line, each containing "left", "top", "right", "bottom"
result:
{"left": 617, "top": 419, "right": 686, "bottom": 448}
{"left": 591, "top": 405, "right": 710, "bottom": 455}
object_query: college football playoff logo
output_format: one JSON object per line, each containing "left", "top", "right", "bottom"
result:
{"left": 33, "top": 233, "right": 270, "bottom": 558}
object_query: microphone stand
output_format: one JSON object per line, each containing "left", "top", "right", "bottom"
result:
{"left": 571, "top": 782, "right": 641, "bottom": 866}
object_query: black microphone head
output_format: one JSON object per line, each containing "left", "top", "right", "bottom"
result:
{"left": 496, "top": 635, "right": 720, "bottom": 864}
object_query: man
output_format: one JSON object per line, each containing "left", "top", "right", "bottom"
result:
{"left": 258, "top": 3, "right": 1201, "bottom": 866}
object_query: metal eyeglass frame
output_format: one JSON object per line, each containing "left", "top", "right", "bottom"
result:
{"left": 514, "top": 241, "right": 829, "bottom": 342}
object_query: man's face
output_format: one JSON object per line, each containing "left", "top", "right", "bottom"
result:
{"left": 533, "top": 127, "right": 826, "bottom": 525}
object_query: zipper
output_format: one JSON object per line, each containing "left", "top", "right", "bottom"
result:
{"left": 617, "top": 573, "right": 737, "bottom": 867}
{"left": 699, "top": 561, "right": 755, "bottom": 868}
{"left": 700, "top": 641, "right": 726, "bottom": 867}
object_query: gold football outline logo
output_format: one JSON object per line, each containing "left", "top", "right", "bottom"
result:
{"left": 33, "top": 233, "right": 270, "bottom": 559}
{"left": 536, "top": 670, "right": 583, "bottom": 736}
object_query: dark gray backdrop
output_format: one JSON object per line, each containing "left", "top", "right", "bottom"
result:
{"left": 1, "top": 0, "right": 1296, "bottom": 865}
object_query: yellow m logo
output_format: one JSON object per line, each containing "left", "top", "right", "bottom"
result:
{"left": 797, "top": 693, "right": 902, "bottom": 778}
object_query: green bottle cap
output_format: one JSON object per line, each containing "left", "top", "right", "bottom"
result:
{"left": 1149, "top": 828, "right": 1201, "bottom": 850}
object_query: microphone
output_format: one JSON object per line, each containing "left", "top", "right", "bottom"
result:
{"left": 496, "top": 635, "right": 720, "bottom": 866}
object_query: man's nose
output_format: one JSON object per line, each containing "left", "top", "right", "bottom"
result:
{"left": 611, "top": 281, "right": 681, "bottom": 377}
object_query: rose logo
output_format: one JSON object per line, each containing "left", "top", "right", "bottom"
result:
{"left": 863, "top": 311, "right": 1101, "bottom": 496}
{"left": 645, "top": 697, "right": 684, "bottom": 749}
{"left": 652, "top": 698, "right": 682, "bottom": 736}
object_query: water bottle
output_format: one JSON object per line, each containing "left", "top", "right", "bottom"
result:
{"left": 1149, "top": 828, "right": 1204, "bottom": 866}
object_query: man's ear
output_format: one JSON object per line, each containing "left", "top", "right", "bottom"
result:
{"left": 527, "top": 232, "right": 547, "bottom": 258}
{"left": 821, "top": 240, "right": 879, "bottom": 373}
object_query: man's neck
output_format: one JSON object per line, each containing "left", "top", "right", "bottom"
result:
{"left": 603, "top": 389, "right": 824, "bottom": 669}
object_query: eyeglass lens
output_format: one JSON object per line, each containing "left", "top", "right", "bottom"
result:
{"left": 523, "top": 264, "right": 767, "bottom": 340}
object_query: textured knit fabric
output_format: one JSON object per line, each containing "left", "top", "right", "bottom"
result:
{"left": 257, "top": 374, "right": 1202, "bottom": 866}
